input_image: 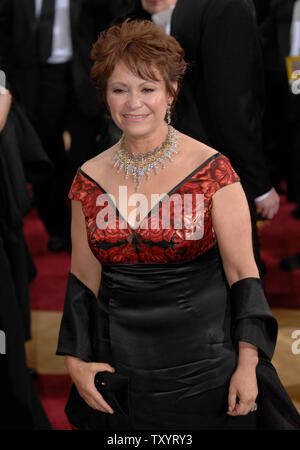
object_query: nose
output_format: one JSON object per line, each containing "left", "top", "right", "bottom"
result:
{"left": 125, "top": 91, "right": 143, "bottom": 110}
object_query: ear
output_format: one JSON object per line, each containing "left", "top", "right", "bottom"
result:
{"left": 172, "top": 81, "right": 178, "bottom": 91}
{"left": 168, "top": 81, "right": 178, "bottom": 106}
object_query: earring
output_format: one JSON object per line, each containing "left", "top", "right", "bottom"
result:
{"left": 166, "top": 103, "right": 171, "bottom": 125}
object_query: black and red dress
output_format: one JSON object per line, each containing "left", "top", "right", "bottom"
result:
{"left": 57, "top": 152, "right": 299, "bottom": 430}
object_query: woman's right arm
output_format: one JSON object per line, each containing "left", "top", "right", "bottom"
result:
{"left": 70, "top": 198, "right": 101, "bottom": 296}
{"left": 64, "top": 199, "right": 115, "bottom": 414}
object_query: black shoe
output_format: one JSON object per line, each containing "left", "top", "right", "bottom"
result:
{"left": 47, "top": 235, "right": 71, "bottom": 252}
{"left": 280, "top": 253, "right": 300, "bottom": 271}
{"left": 291, "top": 206, "right": 300, "bottom": 219}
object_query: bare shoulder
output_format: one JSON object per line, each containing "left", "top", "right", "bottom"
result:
{"left": 80, "top": 144, "right": 116, "bottom": 182}
{"left": 178, "top": 132, "right": 219, "bottom": 166}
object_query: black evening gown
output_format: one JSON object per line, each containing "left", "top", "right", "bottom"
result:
{"left": 57, "top": 152, "right": 300, "bottom": 430}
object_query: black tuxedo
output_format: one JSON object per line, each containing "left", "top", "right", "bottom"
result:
{"left": 0, "top": 0, "right": 110, "bottom": 119}
{"left": 171, "top": 0, "right": 272, "bottom": 202}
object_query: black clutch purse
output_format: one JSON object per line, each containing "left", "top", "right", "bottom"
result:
{"left": 94, "top": 371, "right": 129, "bottom": 416}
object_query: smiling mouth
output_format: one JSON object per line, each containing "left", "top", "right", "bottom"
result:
{"left": 123, "top": 114, "right": 149, "bottom": 119}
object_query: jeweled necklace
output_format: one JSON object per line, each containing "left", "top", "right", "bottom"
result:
{"left": 112, "top": 125, "right": 179, "bottom": 192}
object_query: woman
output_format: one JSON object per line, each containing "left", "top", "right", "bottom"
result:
{"left": 56, "top": 20, "right": 299, "bottom": 430}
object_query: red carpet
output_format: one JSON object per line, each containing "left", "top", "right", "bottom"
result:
{"left": 23, "top": 208, "right": 70, "bottom": 311}
{"left": 34, "top": 375, "right": 72, "bottom": 430}
{"left": 23, "top": 195, "right": 300, "bottom": 429}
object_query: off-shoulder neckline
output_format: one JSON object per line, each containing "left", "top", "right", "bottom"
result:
{"left": 79, "top": 151, "right": 222, "bottom": 197}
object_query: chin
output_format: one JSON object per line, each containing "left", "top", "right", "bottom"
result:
{"left": 144, "top": 0, "right": 165, "bottom": 14}
{"left": 123, "top": 126, "right": 153, "bottom": 138}
{"left": 119, "top": 121, "right": 155, "bottom": 136}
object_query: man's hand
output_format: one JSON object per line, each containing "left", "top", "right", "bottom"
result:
{"left": 254, "top": 187, "right": 280, "bottom": 219}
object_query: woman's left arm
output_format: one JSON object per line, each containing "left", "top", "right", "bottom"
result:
{"left": 211, "top": 181, "right": 259, "bottom": 286}
{"left": 211, "top": 181, "right": 260, "bottom": 416}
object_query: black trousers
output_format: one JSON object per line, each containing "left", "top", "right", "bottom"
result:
{"left": 32, "top": 62, "right": 101, "bottom": 238}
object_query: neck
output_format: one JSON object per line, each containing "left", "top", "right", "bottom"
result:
{"left": 122, "top": 123, "right": 169, "bottom": 155}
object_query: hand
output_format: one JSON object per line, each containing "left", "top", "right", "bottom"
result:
{"left": 0, "top": 87, "right": 12, "bottom": 132}
{"left": 65, "top": 355, "right": 115, "bottom": 414}
{"left": 227, "top": 365, "right": 258, "bottom": 416}
{"left": 254, "top": 187, "right": 280, "bottom": 220}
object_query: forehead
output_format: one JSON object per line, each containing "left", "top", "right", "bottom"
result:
{"left": 107, "top": 59, "right": 163, "bottom": 85}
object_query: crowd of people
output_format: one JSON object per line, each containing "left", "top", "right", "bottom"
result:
{"left": 0, "top": 0, "right": 300, "bottom": 430}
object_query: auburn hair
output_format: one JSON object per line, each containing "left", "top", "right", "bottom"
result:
{"left": 90, "top": 19, "right": 187, "bottom": 107}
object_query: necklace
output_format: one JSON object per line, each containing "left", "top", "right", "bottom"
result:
{"left": 112, "top": 125, "right": 179, "bottom": 192}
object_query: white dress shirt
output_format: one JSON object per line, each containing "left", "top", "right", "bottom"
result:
{"left": 290, "top": 0, "right": 300, "bottom": 56}
{"left": 152, "top": 5, "right": 175, "bottom": 35}
{"left": 35, "top": 0, "right": 73, "bottom": 64}
{"left": 254, "top": 189, "right": 273, "bottom": 203}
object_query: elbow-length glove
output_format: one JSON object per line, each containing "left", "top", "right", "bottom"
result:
{"left": 56, "top": 272, "right": 96, "bottom": 362}
{"left": 56, "top": 271, "right": 112, "bottom": 364}
{"left": 230, "top": 277, "right": 278, "bottom": 360}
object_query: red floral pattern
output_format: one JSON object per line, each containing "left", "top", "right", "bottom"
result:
{"left": 69, "top": 153, "right": 240, "bottom": 264}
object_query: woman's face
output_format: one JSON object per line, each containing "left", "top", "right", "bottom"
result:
{"left": 106, "top": 59, "right": 175, "bottom": 139}
{"left": 141, "top": 0, "right": 177, "bottom": 15}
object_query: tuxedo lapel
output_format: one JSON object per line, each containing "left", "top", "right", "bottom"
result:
{"left": 23, "top": 0, "right": 36, "bottom": 26}
{"left": 276, "top": 0, "right": 295, "bottom": 59}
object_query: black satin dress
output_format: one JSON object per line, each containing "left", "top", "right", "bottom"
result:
{"left": 57, "top": 152, "right": 299, "bottom": 430}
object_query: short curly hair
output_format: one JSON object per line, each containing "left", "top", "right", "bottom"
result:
{"left": 90, "top": 19, "right": 186, "bottom": 107}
